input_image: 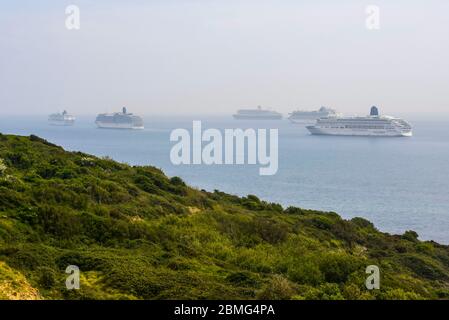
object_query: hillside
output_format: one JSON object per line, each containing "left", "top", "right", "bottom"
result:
{"left": 0, "top": 133, "right": 448, "bottom": 300}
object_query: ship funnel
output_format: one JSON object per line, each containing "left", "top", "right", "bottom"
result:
{"left": 370, "top": 106, "right": 379, "bottom": 116}
{"left": 122, "top": 107, "right": 127, "bottom": 114}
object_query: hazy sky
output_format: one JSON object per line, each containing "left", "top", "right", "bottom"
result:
{"left": 1, "top": 0, "right": 448, "bottom": 117}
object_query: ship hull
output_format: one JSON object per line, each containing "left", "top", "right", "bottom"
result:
{"left": 95, "top": 122, "right": 144, "bottom": 130}
{"left": 233, "top": 115, "right": 282, "bottom": 120}
{"left": 306, "top": 126, "right": 412, "bottom": 137}
{"left": 289, "top": 118, "right": 317, "bottom": 124}
{"left": 49, "top": 120, "right": 75, "bottom": 126}
{"left": 288, "top": 114, "right": 332, "bottom": 123}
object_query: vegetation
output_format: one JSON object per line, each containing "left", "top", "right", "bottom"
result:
{"left": 0, "top": 133, "right": 448, "bottom": 300}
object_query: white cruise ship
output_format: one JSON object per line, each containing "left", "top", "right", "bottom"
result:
{"left": 233, "top": 106, "right": 282, "bottom": 120}
{"left": 95, "top": 107, "right": 144, "bottom": 129}
{"left": 48, "top": 110, "right": 75, "bottom": 126}
{"left": 306, "top": 106, "right": 412, "bottom": 137}
{"left": 288, "top": 106, "right": 339, "bottom": 123}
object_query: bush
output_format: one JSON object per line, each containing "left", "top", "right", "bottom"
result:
{"left": 319, "top": 253, "right": 362, "bottom": 283}
{"left": 400, "top": 255, "right": 448, "bottom": 280}
{"left": 5, "top": 152, "right": 33, "bottom": 169}
{"left": 402, "top": 230, "right": 419, "bottom": 242}
{"left": 285, "top": 206, "right": 306, "bottom": 215}
{"left": 3, "top": 246, "right": 55, "bottom": 271}
{"left": 56, "top": 252, "right": 108, "bottom": 271}
{"left": 135, "top": 175, "right": 159, "bottom": 194}
{"left": 351, "top": 217, "right": 375, "bottom": 229}
{"left": 256, "top": 275, "right": 296, "bottom": 300}
{"left": 287, "top": 260, "right": 324, "bottom": 285}
{"left": 0, "top": 158, "right": 7, "bottom": 175}
{"left": 308, "top": 216, "right": 334, "bottom": 230}
{"left": 170, "top": 176, "right": 186, "bottom": 186}
{"left": 226, "top": 271, "right": 259, "bottom": 287}
{"left": 38, "top": 266, "right": 57, "bottom": 289}
{"left": 253, "top": 217, "right": 288, "bottom": 244}
{"left": 29, "top": 135, "right": 60, "bottom": 148}
{"left": 37, "top": 205, "right": 82, "bottom": 239}
{"left": 379, "top": 288, "right": 423, "bottom": 300}
{"left": 330, "top": 220, "right": 362, "bottom": 244}
{"left": 302, "top": 283, "right": 345, "bottom": 300}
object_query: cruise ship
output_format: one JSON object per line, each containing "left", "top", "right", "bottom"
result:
{"left": 48, "top": 110, "right": 75, "bottom": 126}
{"left": 306, "top": 106, "right": 412, "bottom": 137}
{"left": 95, "top": 107, "right": 144, "bottom": 129}
{"left": 288, "top": 106, "right": 339, "bottom": 123}
{"left": 233, "top": 106, "right": 282, "bottom": 120}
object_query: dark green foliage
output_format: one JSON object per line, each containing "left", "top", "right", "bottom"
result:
{"left": 308, "top": 215, "right": 334, "bottom": 230}
{"left": 253, "top": 217, "right": 288, "bottom": 244}
{"left": 0, "top": 187, "right": 28, "bottom": 210}
{"left": 329, "top": 220, "right": 362, "bottom": 245}
{"left": 319, "top": 253, "right": 363, "bottom": 283}
{"left": 287, "top": 259, "right": 324, "bottom": 286}
{"left": 29, "top": 135, "right": 60, "bottom": 148}
{"left": 351, "top": 217, "right": 375, "bottom": 229}
{"left": 402, "top": 230, "right": 419, "bottom": 242}
{"left": 256, "top": 275, "right": 296, "bottom": 300}
{"left": 226, "top": 271, "right": 259, "bottom": 287}
{"left": 170, "top": 176, "right": 185, "bottom": 186}
{"left": 284, "top": 206, "right": 307, "bottom": 215}
{"left": 38, "top": 266, "right": 57, "bottom": 289}
{"left": 399, "top": 255, "right": 448, "bottom": 280}
{"left": 0, "top": 134, "right": 448, "bottom": 300}
{"left": 56, "top": 252, "right": 108, "bottom": 271}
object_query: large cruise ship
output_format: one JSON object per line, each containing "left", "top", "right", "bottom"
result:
{"left": 233, "top": 106, "right": 282, "bottom": 120}
{"left": 48, "top": 110, "right": 75, "bottom": 126}
{"left": 306, "top": 106, "right": 412, "bottom": 137}
{"left": 288, "top": 106, "right": 339, "bottom": 123}
{"left": 95, "top": 107, "right": 144, "bottom": 129}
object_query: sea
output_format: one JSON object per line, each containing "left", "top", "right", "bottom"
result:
{"left": 1, "top": 115, "right": 448, "bottom": 244}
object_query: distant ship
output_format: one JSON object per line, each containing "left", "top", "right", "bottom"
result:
{"left": 95, "top": 107, "right": 144, "bottom": 129}
{"left": 48, "top": 110, "right": 75, "bottom": 126}
{"left": 288, "top": 106, "right": 339, "bottom": 123}
{"left": 233, "top": 106, "right": 282, "bottom": 120}
{"left": 306, "top": 106, "right": 412, "bottom": 137}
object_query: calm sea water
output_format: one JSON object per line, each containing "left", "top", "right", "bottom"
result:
{"left": 1, "top": 115, "right": 449, "bottom": 244}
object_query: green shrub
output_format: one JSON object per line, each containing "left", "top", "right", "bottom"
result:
{"left": 226, "top": 271, "right": 259, "bottom": 287}
{"left": 170, "top": 176, "right": 186, "bottom": 186}
{"left": 256, "top": 275, "right": 296, "bottom": 300}
{"left": 253, "top": 217, "right": 288, "bottom": 244}
{"left": 0, "top": 158, "right": 7, "bottom": 175}
{"left": 402, "top": 230, "right": 419, "bottom": 242}
{"left": 37, "top": 205, "right": 82, "bottom": 239}
{"left": 400, "top": 255, "right": 448, "bottom": 280}
{"left": 302, "top": 283, "right": 345, "bottom": 300}
{"left": 5, "top": 152, "right": 33, "bottom": 169}
{"left": 38, "top": 266, "right": 57, "bottom": 289}
{"left": 308, "top": 216, "right": 334, "bottom": 230}
{"left": 351, "top": 217, "right": 375, "bottom": 229}
{"left": 284, "top": 206, "right": 306, "bottom": 215}
{"left": 287, "top": 259, "right": 324, "bottom": 285}
{"left": 319, "top": 253, "right": 363, "bottom": 283}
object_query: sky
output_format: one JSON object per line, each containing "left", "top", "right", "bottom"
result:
{"left": 0, "top": 0, "right": 448, "bottom": 117}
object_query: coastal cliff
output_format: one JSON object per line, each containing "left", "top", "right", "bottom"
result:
{"left": 0, "top": 133, "right": 448, "bottom": 300}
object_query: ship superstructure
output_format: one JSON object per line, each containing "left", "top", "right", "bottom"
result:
{"left": 288, "top": 106, "right": 338, "bottom": 123}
